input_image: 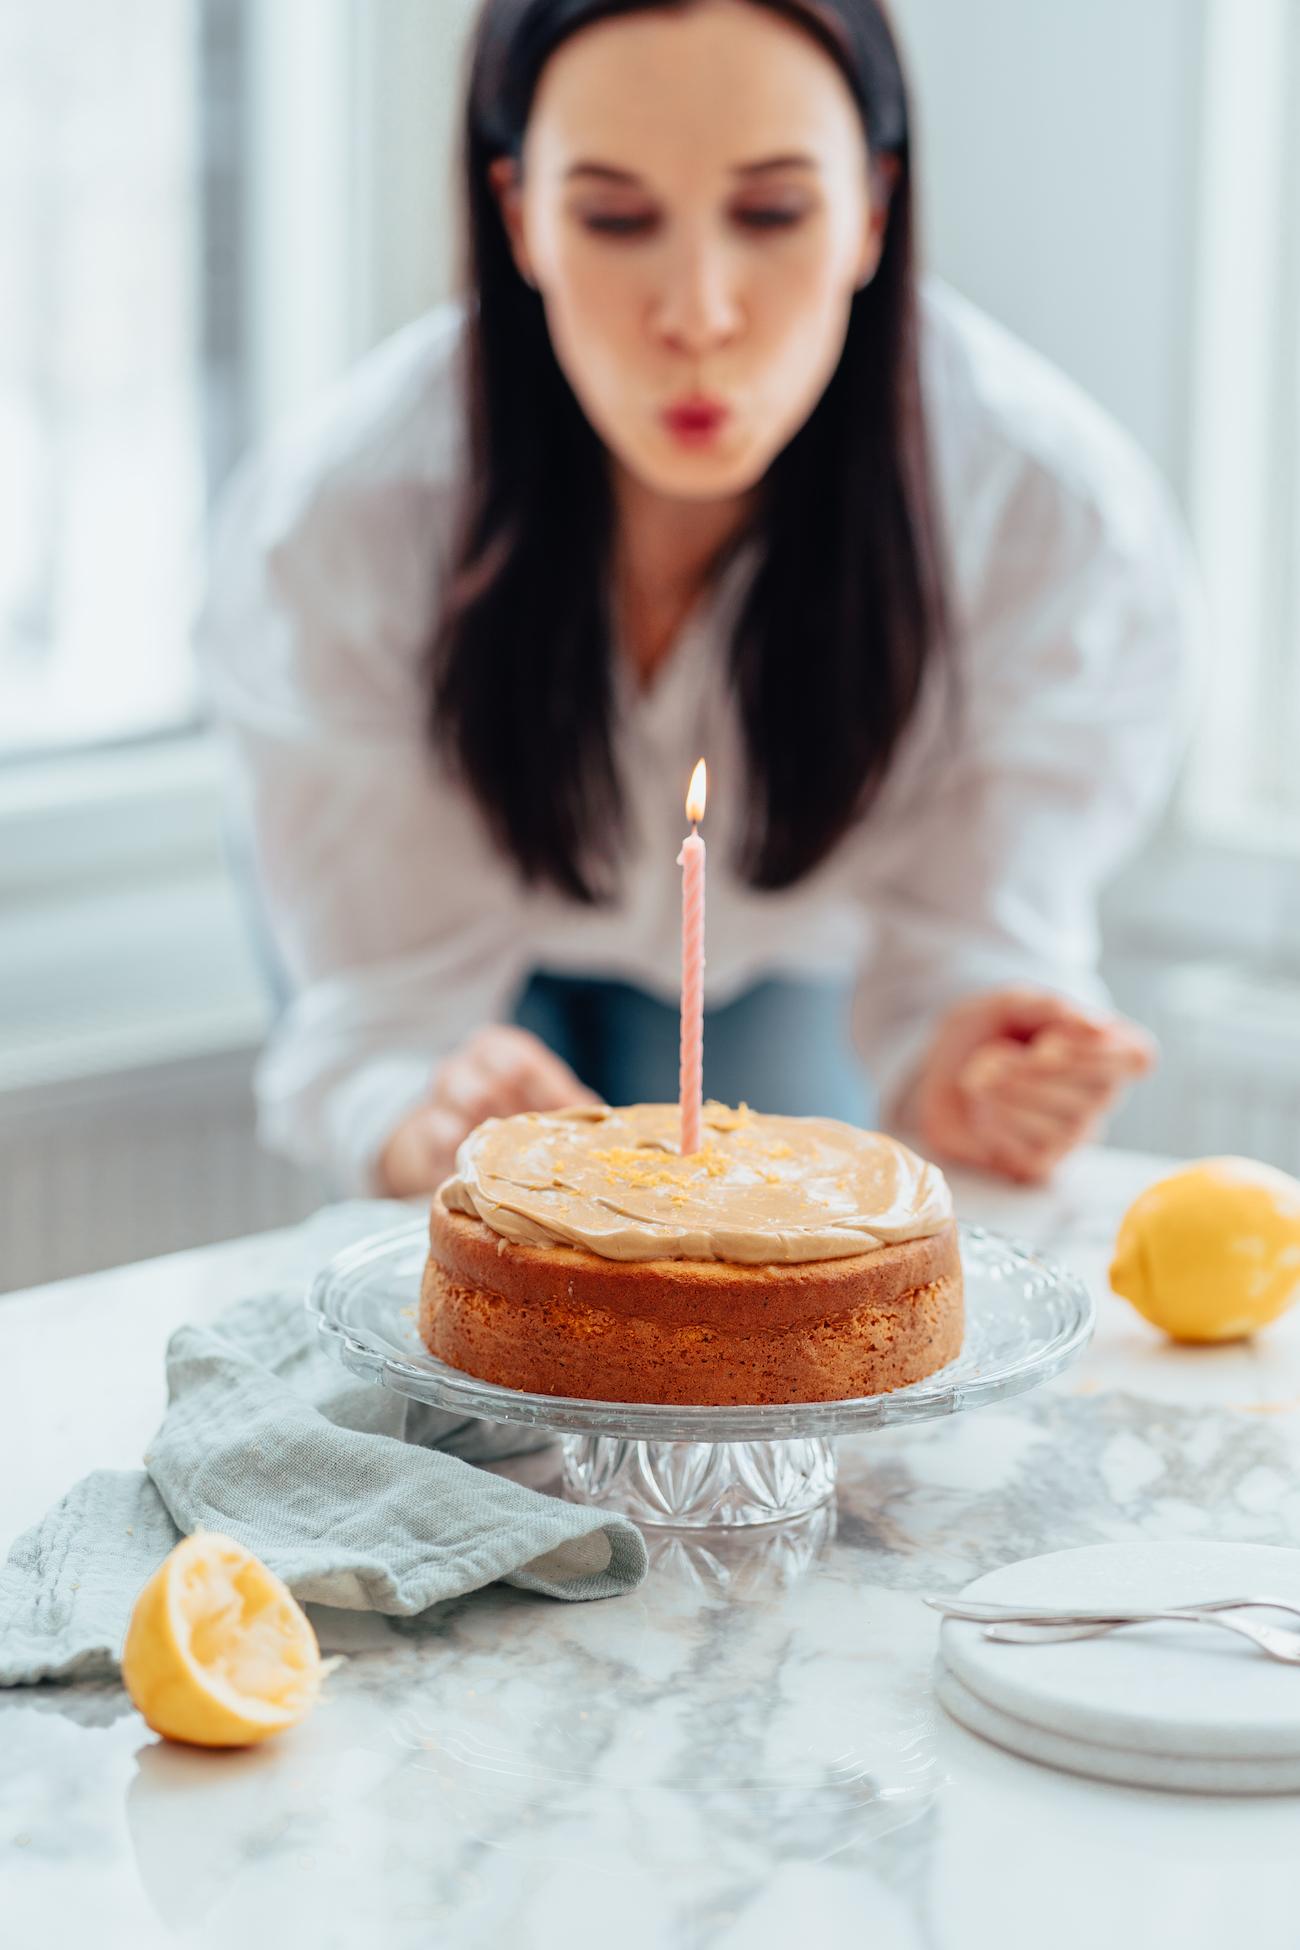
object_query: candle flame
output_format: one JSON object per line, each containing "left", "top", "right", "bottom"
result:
{"left": 685, "top": 758, "right": 707, "bottom": 824}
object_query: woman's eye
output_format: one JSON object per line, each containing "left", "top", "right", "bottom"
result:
{"left": 580, "top": 212, "right": 658, "bottom": 237}
{"left": 577, "top": 206, "right": 806, "bottom": 239}
{"left": 734, "top": 207, "right": 806, "bottom": 231}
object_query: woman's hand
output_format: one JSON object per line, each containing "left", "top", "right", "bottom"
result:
{"left": 377, "top": 1026, "right": 602, "bottom": 1198}
{"left": 894, "top": 986, "right": 1156, "bottom": 1184}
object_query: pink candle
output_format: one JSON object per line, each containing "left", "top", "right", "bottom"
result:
{"left": 678, "top": 758, "right": 707, "bottom": 1154}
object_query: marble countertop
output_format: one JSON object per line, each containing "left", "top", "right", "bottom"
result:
{"left": 5, "top": 1146, "right": 1300, "bottom": 1950}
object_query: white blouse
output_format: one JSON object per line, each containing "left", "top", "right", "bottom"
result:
{"left": 196, "top": 280, "right": 1204, "bottom": 1193}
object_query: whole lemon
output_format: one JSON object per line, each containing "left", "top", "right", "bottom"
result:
{"left": 1110, "top": 1156, "right": 1300, "bottom": 1343}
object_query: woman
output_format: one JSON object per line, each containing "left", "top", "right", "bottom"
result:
{"left": 199, "top": 0, "right": 1199, "bottom": 1199}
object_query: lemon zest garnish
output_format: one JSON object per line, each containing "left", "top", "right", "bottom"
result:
{"left": 693, "top": 1146, "right": 729, "bottom": 1178}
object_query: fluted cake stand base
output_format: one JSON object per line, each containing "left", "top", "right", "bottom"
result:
{"left": 560, "top": 1435, "right": 838, "bottom": 1527}
{"left": 308, "top": 1223, "right": 1092, "bottom": 1530}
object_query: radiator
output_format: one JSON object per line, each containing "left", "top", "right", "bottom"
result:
{"left": 0, "top": 1049, "right": 325, "bottom": 1294}
{"left": 1107, "top": 959, "right": 1300, "bottom": 1174}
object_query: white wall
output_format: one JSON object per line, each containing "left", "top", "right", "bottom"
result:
{"left": 355, "top": 0, "right": 484, "bottom": 336}
{"left": 892, "top": 0, "right": 1206, "bottom": 502}
{"left": 245, "top": 0, "right": 483, "bottom": 432}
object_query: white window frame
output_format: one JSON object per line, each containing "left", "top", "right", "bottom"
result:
{"left": 1107, "top": 0, "right": 1300, "bottom": 968}
{"left": 0, "top": 2, "right": 369, "bottom": 1086}
{"left": 1179, "top": 0, "right": 1300, "bottom": 852}
{"left": 0, "top": 0, "right": 468, "bottom": 917}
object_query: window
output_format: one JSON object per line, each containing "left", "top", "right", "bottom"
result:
{"left": 1181, "top": 0, "right": 1300, "bottom": 843}
{"left": 0, "top": 0, "right": 251, "bottom": 763}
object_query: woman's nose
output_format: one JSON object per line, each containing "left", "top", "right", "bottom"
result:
{"left": 651, "top": 241, "right": 743, "bottom": 357}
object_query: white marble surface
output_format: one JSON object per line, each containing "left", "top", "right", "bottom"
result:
{"left": 5, "top": 1146, "right": 1300, "bottom": 1950}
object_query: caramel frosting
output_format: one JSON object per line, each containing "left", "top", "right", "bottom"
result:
{"left": 439, "top": 1101, "right": 953, "bottom": 1265}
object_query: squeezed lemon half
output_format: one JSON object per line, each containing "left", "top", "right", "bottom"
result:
{"left": 122, "top": 1532, "right": 323, "bottom": 1747}
{"left": 1109, "top": 1156, "right": 1300, "bottom": 1343}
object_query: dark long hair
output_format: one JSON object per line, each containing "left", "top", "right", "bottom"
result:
{"left": 431, "top": 0, "right": 950, "bottom": 903}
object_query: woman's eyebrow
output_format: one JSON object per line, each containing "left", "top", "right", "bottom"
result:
{"left": 564, "top": 162, "right": 642, "bottom": 185}
{"left": 564, "top": 153, "right": 819, "bottom": 185}
{"left": 733, "top": 154, "right": 819, "bottom": 177}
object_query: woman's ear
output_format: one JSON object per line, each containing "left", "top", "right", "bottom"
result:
{"left": 854, "top": 152, "right": 899, "bottom": 290}
{"left": 487, "top": 155, "right": 537, "bottom": 288}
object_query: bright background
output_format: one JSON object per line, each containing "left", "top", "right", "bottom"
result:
{"left": 2, "top": 0, "right": 1298, "bottom": 1288}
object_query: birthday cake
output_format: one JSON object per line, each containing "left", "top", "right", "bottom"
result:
{"left": 419, "top": 1101, "right": 963, "bottom": 1406}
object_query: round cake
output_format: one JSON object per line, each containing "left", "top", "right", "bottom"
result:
{"left": 419, "top": 1100, "right": 963, "bottom": 1406}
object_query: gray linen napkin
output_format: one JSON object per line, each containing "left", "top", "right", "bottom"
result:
{"left": 0, "top": 1207, "right": 647, "bottom": 1686}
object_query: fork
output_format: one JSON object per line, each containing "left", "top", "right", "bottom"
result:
{"left": 923, "top": 1593, "right": 1300, "bottom": 1626}
{"left": 980, "top": 1610, "right": 1300, "bottom": 1665}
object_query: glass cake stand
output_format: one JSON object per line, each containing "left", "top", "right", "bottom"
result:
{"left": 307, "top": 1221, "right": 1093, "bottom": 1528}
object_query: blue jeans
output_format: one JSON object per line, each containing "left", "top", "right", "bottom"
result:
{"left": 511, "top": 968, "right": 875, "bottom": 1124}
